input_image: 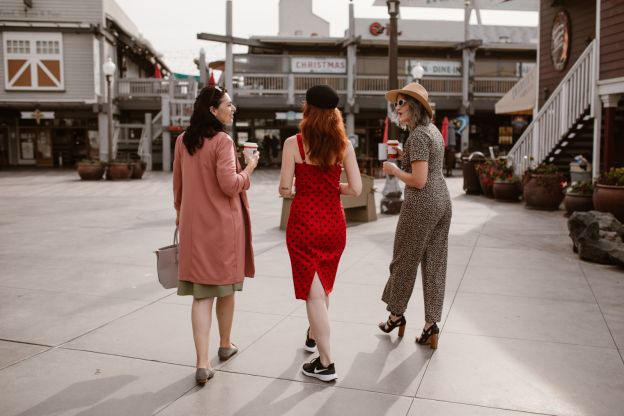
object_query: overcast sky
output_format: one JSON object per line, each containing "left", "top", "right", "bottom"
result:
{"left": 115, "top": 0, "right": 537, "bottom": 74}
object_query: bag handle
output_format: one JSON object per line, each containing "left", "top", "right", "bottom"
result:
{"left": 174, "top": 227, "right": 179, "bottom": 245}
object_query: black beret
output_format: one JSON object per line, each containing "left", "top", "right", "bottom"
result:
{"left": 305, "top": 85, "right": 339, "bottom": 109}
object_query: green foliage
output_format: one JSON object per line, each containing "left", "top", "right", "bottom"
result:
{"left": 598, "top": 167, "right": 624, "bottom": 187}
{"left": 528, "top": 163, "right": 559, "bottom": 175}
{"left": 566, "top": 181, "right": 593, "bottom": 194}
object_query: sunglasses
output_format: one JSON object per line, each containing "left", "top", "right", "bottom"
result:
{"left": 391, "top": 98, "right": 408, "bottom": 111}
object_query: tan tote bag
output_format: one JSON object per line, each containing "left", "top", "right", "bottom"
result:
{"left": 154, "top": 227, "right": 178, "bottom": 289}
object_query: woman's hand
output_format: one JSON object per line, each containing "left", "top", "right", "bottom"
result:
{"left": 244, "top": 151, "right": 260, "bottom": 171}
{"left": 383, "top": 161, "right": 400, "bottom": 176}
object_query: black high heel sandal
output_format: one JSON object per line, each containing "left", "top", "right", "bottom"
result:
{"left": 416, "top": 323, "right": 440, "bottom": 349}
{"left": 378, "top": 314, "right": 406, "bottom": 337}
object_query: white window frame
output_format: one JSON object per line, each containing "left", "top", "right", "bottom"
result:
{"left": 4, "top": 32, "right": 64, "bottom": 91}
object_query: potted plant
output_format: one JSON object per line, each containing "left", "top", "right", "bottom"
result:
{"left": 76, "top": 159, "right": 105, "bottom": 180}
{"left": 493, "top": 175, "right": 521, "bottom": 202}
{"left": 130, "top": 159, "right": 147, "bottom": 179}
{"left": 476, "top": 159, "right": 495, "bottom": 198}
{"left": 106, "top": 159, "right": 132, "bottom": 180}
{"left": 523, "top": 163, "right": 565, "bottom": 210}
{"left": 564, "top": 181, "right": 594, "bottom": 216}
{"left": 593, "top": 167, "right": 624, "bottom": 222}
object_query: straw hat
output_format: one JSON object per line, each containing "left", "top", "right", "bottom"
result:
{"left": 385, "top": 82, "right": 433, "bottom": 118}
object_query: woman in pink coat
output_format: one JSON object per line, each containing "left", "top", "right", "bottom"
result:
{"left": 173, "top": 85, "right": 259, "bottom": 385}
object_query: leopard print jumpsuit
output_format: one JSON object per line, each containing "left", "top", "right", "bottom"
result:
{"left": 381, "top": 123, "right": 452, "bottom": 322}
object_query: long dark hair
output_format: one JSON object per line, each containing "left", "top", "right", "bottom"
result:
{"left": 183, "top": 86, "right": 227, "bottom": 155}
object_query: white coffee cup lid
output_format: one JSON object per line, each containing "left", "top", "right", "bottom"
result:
{"left": 243, "top": 142, "right": 258, "bottom": 147}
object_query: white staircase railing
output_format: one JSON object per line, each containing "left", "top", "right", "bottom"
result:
{"left": 508, "top": 40, "right": 596, "bottom": 174}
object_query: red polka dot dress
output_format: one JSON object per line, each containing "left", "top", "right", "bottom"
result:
{"left": 286, "top": 134, "right": 346, "bottom": 300}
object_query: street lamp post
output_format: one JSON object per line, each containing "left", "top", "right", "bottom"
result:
{"left": 380, "top": 0, "right": 403, "bottom": 215}
{"left": 102, "top": 57, "right": 116, "bottom": 164}
{"left": 387, "top": 0, "right": 400, "bottom": 143}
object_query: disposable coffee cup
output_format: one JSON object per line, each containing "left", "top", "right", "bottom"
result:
{"left": 243, "top": 142, "right": 258, "bottom": 158}
{"left": 387, "top": 140, "right": 399, "bottom": 159}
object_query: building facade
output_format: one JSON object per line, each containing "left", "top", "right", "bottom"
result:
{"left": 0, "top": 0, "right": 169, "bottom": 169}
{"left": 222, "top": 13, "right": 536, "bottom": 167}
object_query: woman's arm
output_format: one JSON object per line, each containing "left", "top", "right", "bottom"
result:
{"left": 340, "top": 141, "right": 362, "bottom": 196}
{"left": 278, "top": 136, "right": 296, "bottom": 197}
{"left": 383, "top": 160, "right": 428, "bottom": 189}
{"left": 172, "top": 136, "right": 183, "bottom": 224}
{"left": 216, "top": 135, "right": 259, "bottom": 197}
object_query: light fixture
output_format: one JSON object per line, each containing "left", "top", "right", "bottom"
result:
{"left": 386, "top": 0, "right": 399, "bottom": 16}
{"left": 102, "top": 57, "right": 116, "bottom": 77}
{"left": 411, "top": 61, "right": 424, "bottom": 81}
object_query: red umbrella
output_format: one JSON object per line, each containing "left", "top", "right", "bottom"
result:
{"left": 382, "top": 116, "right": 389, "bottom": 143}
{"left": 154, "top": 64, "right": 162, "bottom": 79}
{"left": 441, "top": 116, "right": 449, "bottom": 148}
{"left": 208, "top": 71, "right": 216, "bottom": 86}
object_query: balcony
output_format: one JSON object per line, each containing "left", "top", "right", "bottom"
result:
{"left": 116, "top": 78, "right": 198, "bottom": 100}
{"left": 233, "top": 73, "right": 518, "bottom": 99}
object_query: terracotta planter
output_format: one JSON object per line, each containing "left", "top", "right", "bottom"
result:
{"left": 523, "top": 173, "right": 564, "bottom": 210}
{"left": 107, "top": 162, "right": 132, "bottom": 180}
{"left": 564, "top": 193, "right": 594, "bottom": 215}
{"left": 593, "top": 184, "right": 624, "bottom": 222}
{"left": 493, "top": 181, "right": 521, "bottom": 202}
{"left": 130, "top": 161, "right": 146, "bottom": 179}
{"left": 76, "top": 162, "right": 105, "bottom": 180}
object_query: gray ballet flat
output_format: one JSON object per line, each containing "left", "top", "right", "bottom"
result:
{"left": 218, "top": 344, "right": 239, "bottom": 361}
{"left": 195, "top": 368, "right": 214, "bottom": 385}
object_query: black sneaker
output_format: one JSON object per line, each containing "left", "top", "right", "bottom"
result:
{"left": 304, "top": 327, "right": 317, "bottom": 353}
{"left": 302, "top": 357, "right": 337, "bottom": 382}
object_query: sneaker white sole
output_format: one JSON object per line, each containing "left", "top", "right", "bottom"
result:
{"left": 303, "top": 344, "right": 317, "bottom": 353}
{"left": 301, "top": 368, "right": 337, "bottom": 382}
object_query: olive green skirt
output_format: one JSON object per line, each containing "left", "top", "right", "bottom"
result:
{"left": 177, "top": 280, "right": 244, "bottom": 299}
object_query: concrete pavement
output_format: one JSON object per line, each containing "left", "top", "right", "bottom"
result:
{"left": 0, "top": 169, "right": 623, "bottom": 416}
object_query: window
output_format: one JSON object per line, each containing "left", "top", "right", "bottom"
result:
{"left": 4, "top": 32, "right": 64, "bottom": 90}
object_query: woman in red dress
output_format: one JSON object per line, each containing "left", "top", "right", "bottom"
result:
{"left": 279, "top": 85, "right": 361, "bottom": 382}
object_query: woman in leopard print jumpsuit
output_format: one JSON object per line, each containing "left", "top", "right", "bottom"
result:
{"left": 378, "top": 82, "right": 452, "bottom": 349}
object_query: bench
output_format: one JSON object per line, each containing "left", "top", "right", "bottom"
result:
{"left": 279, "top": 173, "right": 377, "bottom": 230}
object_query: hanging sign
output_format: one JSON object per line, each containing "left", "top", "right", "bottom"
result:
{"left": 409, "top": 60, "right": 461, "bottom": 77}
{"left": 551, "top": 10, "right": 571, "bottom": 71}
{"left": 291, "top": 57, "right": 347, "bottom": 74}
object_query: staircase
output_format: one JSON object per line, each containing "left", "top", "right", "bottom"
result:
{"left": 508, "top": 40, "right": 596, "bottom": 175}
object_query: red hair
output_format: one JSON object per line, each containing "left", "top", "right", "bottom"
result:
{"left": 299, "top": 103, "right": 348, "bottom": 169}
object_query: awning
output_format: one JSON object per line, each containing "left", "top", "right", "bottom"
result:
{"left": 495, "top": 66, "right": 536, "bottom": 115}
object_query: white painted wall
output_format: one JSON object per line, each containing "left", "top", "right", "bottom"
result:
{"left": 279, "top": 0, "right": 329, "bottom": 37}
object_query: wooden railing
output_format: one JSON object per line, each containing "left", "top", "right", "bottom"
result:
{"left": 507, "top": 41, "right": 595, "bottom": 173}
{"left": 234, "top": 74, "right": 516, "bottom": 98}
{"left": 116, "top": 78, "right": 197, "bottom": 99}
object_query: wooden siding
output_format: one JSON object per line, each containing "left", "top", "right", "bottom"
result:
{"left": 0, "top": 33, "right": 97, "bottom": 103}
{"left": 0, "top": 0, "right": 102, "bottom": 25}
{"left": 539, "top": 1, "right": 596, "bottom": 108}
{"left": 600, "top": 0, "right": 624, "bottom": 80}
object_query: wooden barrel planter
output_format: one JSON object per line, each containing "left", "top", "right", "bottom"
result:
{"left": 76, "top": 161, "right": 105, "bottom": 180}
{"left": 493, "top": 180, "right": 521, "bottom": 202}
{"left": 462, "top": 159, "right": 484, "bottom": 195}
{"left": 106, "top": 162, "right": 132, "bottom": 180}
{"left": 564, "top": 193, "right": 594, "bottom": 216}
{"left": 593, "top": 184, "right": 624, "bottom": 222}
{"left": 523, "top": 173, "right": 564, "bottom": 210}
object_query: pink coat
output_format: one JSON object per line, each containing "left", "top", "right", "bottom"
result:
{"left": 173, "top": 132, "right": 255, "bottom": 285}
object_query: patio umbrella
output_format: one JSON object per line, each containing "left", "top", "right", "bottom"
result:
{"left": 208, "top": 71, "right": 216, "bottom": 86}
{"left": 154, "top": 64, "right": 162, "bottom": 79}
{"left": 382, "top": 116, "right": 389, "bottom": 144}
